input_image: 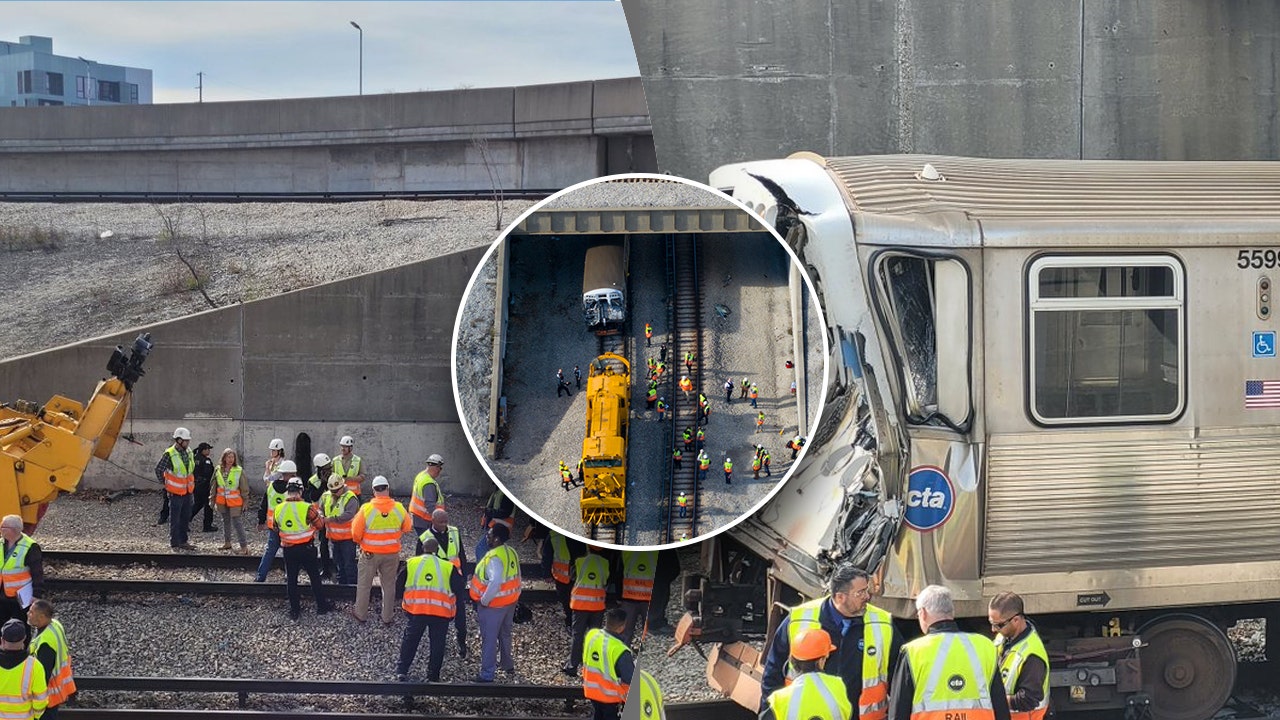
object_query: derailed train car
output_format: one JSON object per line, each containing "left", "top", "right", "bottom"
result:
{"left": 583, "top": 238, "right": 628, "bottom": 335}
{"left": 678, "top": 154, "right": 1280, "bottom": 720}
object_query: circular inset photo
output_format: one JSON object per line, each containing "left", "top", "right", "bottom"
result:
{"left": 453, "top": 174, "right": 827, "bottom": 549}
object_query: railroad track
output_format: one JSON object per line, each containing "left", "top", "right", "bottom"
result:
{"left": 44, "top": 550, "right": 548, "bottom": 580}
{"left": 0, "top": 189, "right": 556, "bottom": 203}
{"left": 46, "top": 577, "right": 556, "bottom": 603}
{"left": 62, "top": 676, "right": 753, "bottom": 720}
{"left": 664, "top": 233, "right": 704, "bottom": 543}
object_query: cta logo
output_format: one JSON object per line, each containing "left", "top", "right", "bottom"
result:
{"left": 904, "top": 466, "right": 955, "bottom": 532}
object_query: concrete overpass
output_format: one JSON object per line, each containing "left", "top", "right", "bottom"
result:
{"left": 0, "top": 77, "right": 653, "bottom": 193}
{"left": 621, "top": 0, "right": 1280, "bottom": 180}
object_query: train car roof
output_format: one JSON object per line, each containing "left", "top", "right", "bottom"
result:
{"left": 810, "top": 154, "right": 1280, "bottom": 221}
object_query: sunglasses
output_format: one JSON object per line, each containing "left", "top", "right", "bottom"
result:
{"left": 990, "top": 614, "right": 1021, "bottom": 630}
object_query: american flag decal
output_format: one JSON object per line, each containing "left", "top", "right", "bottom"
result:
{"left": 1245, "top": 380, "right": 1280, "bottom": 408}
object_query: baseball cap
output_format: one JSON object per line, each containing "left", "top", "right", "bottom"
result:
{"left": 1, "top": 620, "right": 24, "bottom": 643}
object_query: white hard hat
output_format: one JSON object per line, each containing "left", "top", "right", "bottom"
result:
{"left": 268, "top": 438, "right": 285, "bottom": 451}
{"left": 313, "top": 453, "right": 331, "bottom": 467}
{"left": 339, "top": 435, "right": 354, "bottom": 447}
{"left": 173, "top": 427, "right": 191, "bottom": 440}
{"left": 427, "top": 453, "right": 444, "bottom": 466}
{"left": 277, "top": 460, "right": 297, "bottom": 474}
{"left": 371, "top": 475, "right": 390, "bottom": 490}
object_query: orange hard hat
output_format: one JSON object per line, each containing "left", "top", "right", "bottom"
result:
{"left": 791, "top": 628, "right": 837, "bottom": 661}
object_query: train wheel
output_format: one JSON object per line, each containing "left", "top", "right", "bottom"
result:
{"left": 1138, "top": 614, "right": 1236, "bottom": 720}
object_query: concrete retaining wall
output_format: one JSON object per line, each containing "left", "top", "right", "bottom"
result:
{"left": 0, "top": 77, "right": 653, "bottom": 192}
{"left": 0, "top": 247, "right": 497, "bottom": 498}
{"left": 621, "top": 0, "right": 1280, "bottom": 180}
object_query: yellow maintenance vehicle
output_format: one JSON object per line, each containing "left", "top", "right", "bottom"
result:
{"left": 0, "top": 333, "right": 152, "bottom": 532}
{"left": 580, "top": 353, "right": 629, "bottom": 527}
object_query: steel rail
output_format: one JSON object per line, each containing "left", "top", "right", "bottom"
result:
{"left": 60, "top": 699, "right": 758, "bottom": 720}
{"left": 0, "top": 189, "right": 556, "bottom": 204}
{"left": 46, "top": 578, "right": 556, "bottom": 603}
{"left": 665, "top": 233, "right": 703, "bottom": 543}
{"left": 44, "top": 550, "right": 547, "bottom": 579}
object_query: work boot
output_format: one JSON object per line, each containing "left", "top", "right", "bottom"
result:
{"left": 220, "top": 543, "right": 232, "bottom": 551}
{"left": 202, "top": 525, "right": 219, "bottom": 533}
{"left": 236, "top": 545, "right": 250, "bottom": 556}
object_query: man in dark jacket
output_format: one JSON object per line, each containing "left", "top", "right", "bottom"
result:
{"left": 189, "top": 442, "right": 218, "bottom": 533}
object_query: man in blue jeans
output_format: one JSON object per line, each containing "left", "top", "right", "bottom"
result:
{"left": 254, "top": 459, "right": 296, "bottom": 582}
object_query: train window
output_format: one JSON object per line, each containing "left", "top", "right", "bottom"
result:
{"left": 1029, "top": 256, "right": 1183, "bottom": 424}
{"left": 874, "top": 253, "right": 972, "bottom": 430}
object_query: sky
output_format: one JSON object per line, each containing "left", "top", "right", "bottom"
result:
{"left": 5, "top": 1, "right": 640, "bottom": 103}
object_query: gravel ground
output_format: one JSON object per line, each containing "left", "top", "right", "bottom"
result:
{"left": 0, "top": 199, "right": 532, "bottom": 361}
{"left": 456, "top": 251, "right": 500, "bottom": 455}
{"left": 542, "top": 178, "right": 738, "bottom": 209}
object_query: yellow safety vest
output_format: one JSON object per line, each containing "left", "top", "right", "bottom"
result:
{"left": 571, "top": 553, "right": 609, "bottom": 611}
{"left": 583, "top": 628, "right": 629, "bottom": 704}
{"left": 549, "top": 532, "right": 572, "bottom": 584}
{"left": 273, "top": 500, "right": 315, "bottom": 546}
{"left": 786, "top": 599, "right": 894, "bottom": 720}
{"left": 322, "top": 490, "right": 357, "bottom": 541}
{"left": 903, "top": 631, "right": 998, "bottom": 720}
{"left": 634, "top": 669, "right": 666, "bottom": 720}
{"left": 358, "top": 500, "right": 408, "bottom": 553}
{"left": 163, "top": 445, "right": 194, "bottom": 495}
{"left": 621, "top": 550, "right": 658, "bottom": 602}
{"left": 1, "top": 536, "right": 33, "bottom": 601}
{"left": 30, "top": 618, "right": 74, "bottom": 707}
{"left": 768, "top": 671, "right": 852, "bottom": 720}
{"left": 214, "top": 466, "right": 244, "bottom": 507}
{"left": 409, "top": 470, "right": 443, "bottom": 520}
{"left": 468, "top": 544, "right": 521, "bottom": 607}
{"left": 265, "top": 482, "right": 287, "bottom": 523}
{"left": 333, "top": 455, "right": 363, "bottom": 494}
{"left": 995, "top": 626, "right": 1050, "bottom": 720}
{"left": 417, "top": 525, "right": 463, "bottom": 570}
{"left": 0, "top": 656, "right": 46, "bottom": 720}
{"left": 402, "top": 554, "right": 456, "bottom": 618}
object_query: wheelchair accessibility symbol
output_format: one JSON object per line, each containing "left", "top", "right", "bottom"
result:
{"left": 1254, "top": 331, "right": 1276, "bottom": 358}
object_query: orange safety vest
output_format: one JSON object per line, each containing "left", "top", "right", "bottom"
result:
{"left": 583, "top": 628, "right": 630, "bottom": 705}
{"left": 402, "top": 554, "right": 456, "bottom": 618}
{"left": 333, "top": 454, "right": 362, "bottom": 496}
{"left": 0, "top": 536, "right": 33, "bottom": 601}
{"left": 163, "top": 445, "right": 194, "bottom": 496}
{"left": 213, "top": 466, "right": 243, "bottom": 508}
{"left": 679, "top": 377, "right": 692, "bottom": 392}
{"left": 357, "top": 500, "right": 409, "bottom": 554}
{"left": 570, "top": 553, "right": 609, "bottom": 611}
{"left": 549, "top": 532, "right": 572, "bottom": 584}
{"left": 469, "top": 544, "right": 522, "bottom": 607}
{"left": 322, "top": 490, "right": 357, "bottom": 542}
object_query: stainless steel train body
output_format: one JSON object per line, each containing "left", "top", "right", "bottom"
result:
{"left": 694, "top": 154, "right": 1280, "bottom": 720}
{"left": 583, "top": 238, "right": 628, "bottom": 335}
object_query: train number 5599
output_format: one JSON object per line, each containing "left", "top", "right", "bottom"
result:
{"left": 1238, "top": 249, "right": 1279, "bottom": 268}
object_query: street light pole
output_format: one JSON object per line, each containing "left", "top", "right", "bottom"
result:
{"left": 349, "top": 21, "right": 362, "bottom": 96}
{"left": 77, "top": 56, "right": 93, "bottom": 106}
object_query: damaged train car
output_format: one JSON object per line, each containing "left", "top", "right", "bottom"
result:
{"left": 672, "top": 154, "right": 1280, "bottom": 720}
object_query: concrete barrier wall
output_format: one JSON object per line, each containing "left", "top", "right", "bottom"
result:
{"left": 0, "top": 78, "right": 653, "bottom": 192}
{"left": 0, "top": 247, "right": 499, "bottom": 498}
{"left": 621, "top": 0, "right": 1280, "bottom": 180}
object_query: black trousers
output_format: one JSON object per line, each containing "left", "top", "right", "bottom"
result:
{"left": 591, "top": 700, "right": 621, "bottom": 720}
{"left": 397, "top": 613, "right": 451, "bottom": 679}
{"left": 568, "top": 609, "right": 603, "bottom": 670}
{"left": 317, "top": 527, "right": 332, "bottom": 575}
{"left": 283, "top": 543, "right": 326, "bottom": 615}
{"left": 555, "top": 580, "right": 573, "bottom": 628}
{"left": 450, "top": 572, "right": 469, "bottom": 643}
{"left": 189, "top": 479, "right": 215, "bottom": 530}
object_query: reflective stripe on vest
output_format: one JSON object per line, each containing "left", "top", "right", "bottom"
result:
{"left": 0, "top": 656, "right": 46, "bottom": 720}
{"left": 582, "top": 628, "right": 629, "bottom": 704}
{"left": 402, "top": 554, "right": 456, "bottom": 618}
{"left": 635, "top": 669, "right": 666, "bottom": 720}
{"left": 265, "top": 483, "right": 287, "bottom": 524}
{"left": 273, "top": 501, "right": 315, "bottom": 546}
{"left": 163, "top": 446, "right": 194, "bottom": 495}
{"left": 549, "top": 533, "right": 572, "bottom": 584}
{"left": 570, "top": 554, "right": 609, "bottom": 611}
{"left": 995, "top": 626, "right": 1051, "bottom": 720}
{"left": 904, "top": 632, "right": 998, "bottom": 720}
{"left": 468, "top": 544, "right": 521, "bottom": 607}
{"left": 322, "top": 491, "right": 357, "bottom": 542}
{"left": 333, "top": 455, "right": 362, "bottom": 494}
{"left": 1, "top": 536, "right": 32, "bottom": 600}
{"left": 768, "top": 672, "right": 852, "bottom": 720}
{"left": 621, "top": 550, "right": 658, "bottom": 602}
{"left": 860, "top": 604, "right": 894, "bottom": 720}
{"left": 214, "top": 466, "right": 243, "bottom": 508}
{"left": 30, "top": 618, "right": 74, "bottom": 707}
{"left": 409, "top": 471, "right": 443, "bottom": 521}
{"left": 359, "top": 501, "right": 407, "bottom": 553}
{"left": 416, "top": 526, "right": 462, "bottom": 570}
